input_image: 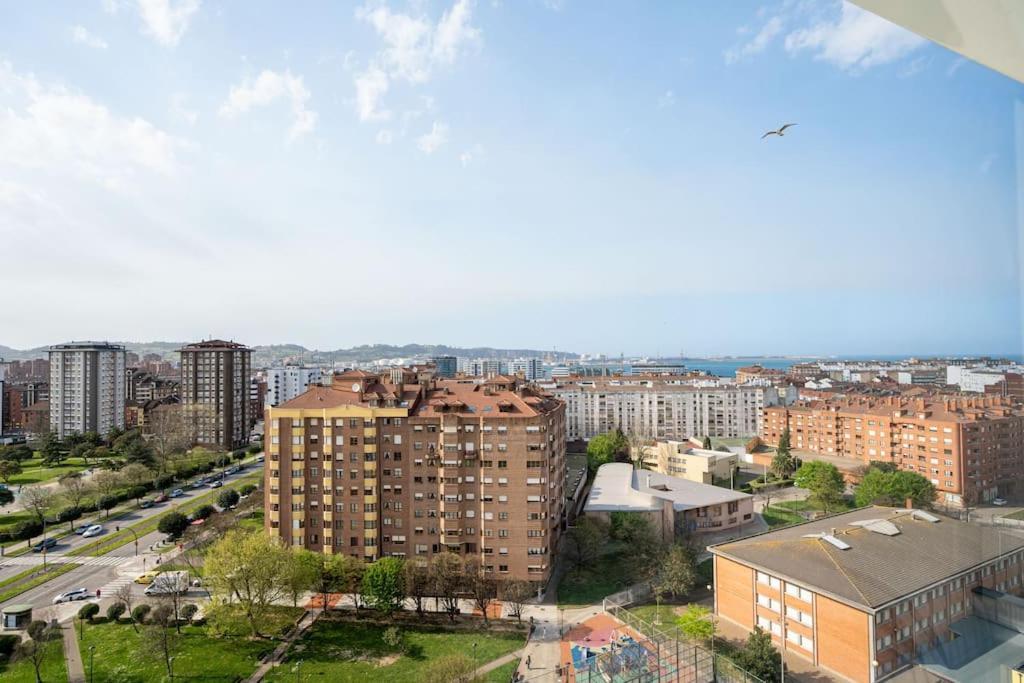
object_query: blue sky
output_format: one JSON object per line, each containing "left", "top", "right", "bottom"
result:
{"left": 0, "top": 0, "right": 1021, "bottom": 357}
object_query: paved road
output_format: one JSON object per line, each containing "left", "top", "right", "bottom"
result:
{"left": 0, "top": 461, "right": 262, "bottom": 615}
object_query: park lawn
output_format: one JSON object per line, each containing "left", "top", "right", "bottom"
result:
{"left": 0, "top": 635, "right": 67, "bottom": 683}
{"left": 762, "top": 506, "right": 804, "bottom": 528}
{"left": 4, "top": 457, "right": 89, "bottom": 486}
{"left": 627, "top": 603, "right": 683, "bottom": 626}
{"left": 1003, "top": 509, "right": 1024, "bottom": 521}
{"left": 0, "top": 510, "right": 34, "bottom": 531}
{"left": 485, "top": 659, "right": 520, "bottom": 682}
{"left": 557, "top": 547, "right": 635, "bottom": 607}
{"left": 265, "top": 619, "right": 524, "bottom": 683}
{"left": 78, "top": 620, "right": 277, "bottom": 683}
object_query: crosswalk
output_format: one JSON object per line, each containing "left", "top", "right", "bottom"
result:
{"left": 0, "top": 555, "right": 132, "bottom": 568}
{"left": 97, "top": 573, "right": 136, "bottom": 596}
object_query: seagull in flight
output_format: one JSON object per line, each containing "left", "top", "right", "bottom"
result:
{"left": 761, "top": 123, "right": 797, "bottom": 139}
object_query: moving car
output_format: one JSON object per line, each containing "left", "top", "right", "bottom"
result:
{"left": 144, "top": 570, "right": 190, "bottom": 596}
{"left": 74, "top": 524, "right": 92, "bottom": 535}
{"left": 52, "top": 588, "right": 90, "bottom": 604}
{"left": 993, "top": 498, "right": 1008, "bottom": 506}
{"left": 139, "top": 499, "right": 154, "bottom": 509}
{"left": 153, "top": 492, "right": 169, "bottom": 504}
{"left": 81, "top": 524, "right": 103, "bottom": 538}
{"left": 170, "top": 489, "right": 184, "bottom": 498}
{"left": 135, "top": 570, "right": 161, "bottom": 585}
{"left": 209, "top": 480, "right": 223, "bottom": 489}
{"left": 255, "top": 455, "right": 264, "bottom": 463}
{"left": 32, "top": 537, "right": 57, "bottom": 552}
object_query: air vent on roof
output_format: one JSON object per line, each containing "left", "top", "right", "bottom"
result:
{"left": 850, "top": 519, "right": 901, "bottom": 536}
{"left": 911, "top": 510, "right": 939, "bottom": 523}
{"left": 802, "top": 532, "right": 851, "bottom": 550}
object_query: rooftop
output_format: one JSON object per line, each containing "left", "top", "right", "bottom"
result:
{"left": 584, "top": 463, "right": 751, "bottom": 514}
{"left": 711, "top": 507, "right": 1024, "bottom": 611}
{"left": 179, "top": 339, "right": 250, "bottom": 351}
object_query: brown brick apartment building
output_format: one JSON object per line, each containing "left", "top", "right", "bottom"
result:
{"left": 762, "top": 396, "right": 1024, "bottom": 506}
{"left": 710, "top": 507, "right": 1024, "bottom": 682}
{"left": 179, "top": 340, "right": 251, "bottom": 451}
{"left": 265, "top": 370, "right": 565, "bottom": 585}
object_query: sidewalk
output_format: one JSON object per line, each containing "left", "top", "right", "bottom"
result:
{"left": 243, "top": 609, "right": 320, "bottom": 683}
{"left": 473, "top": 648, "right": 524, "bottom": 678}
{"left": 62, "top": 622, "right": 86, "bottom": 683}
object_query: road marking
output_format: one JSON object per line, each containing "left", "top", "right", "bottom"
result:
{"left": 0, "top": 555, "right": 131, "bottom": 568}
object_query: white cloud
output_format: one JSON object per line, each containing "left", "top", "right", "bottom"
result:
{"left": 137, "top": 0, "right": 201, "bottom": 47}
{"left": 657, "top": 90, "right": 675, "bottom": 108}
{"left": 897, "top": 56, "right": 928, "bottom": 79}
{"left": 724, "top": 16, "right": 783, "bottom": 64}
{"left": 354, "top": 66, "right": 391, "bottom": 122}
{"left": 416, "top": 121, "right": 449, "bottom": 154}
{"left": 71, "top": 26, "right": 109, "bottom": 49}
{"left": 376, "top": 129, "right": 393, "bottom": 145}
{"left": 784, "top": 2, "right": 926, "bottom": 71}
{"left": 170, "top": 92, "right": 199, "bottom": 125}
{"left": 946, "top": 57, "right": 967, "bottom": 77}
{"left": 0, "top": 61, "right": 184, "bottom": 190}
{"left": 459, "top": 143, "right": 482, "bottom": 166}
{"left": 353, "top": 0, "right": 480, "bottom": 125}
{"left": 219, "top": 69, "right": 317, "bottom": 141}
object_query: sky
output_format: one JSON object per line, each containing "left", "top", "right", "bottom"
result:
{"left": 0, "top": 0, "right": 1021, "bottom": 357}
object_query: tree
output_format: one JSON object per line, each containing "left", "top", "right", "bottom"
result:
{"left": 776, "top": 427, "right": 791, "bottom": 456}
{"left": 502, "top": 580, "right": 532, "bottom": 622}
{"left": 204, "top": 530, "right": 293, "bottom": 638}
{"left": 16, "top": 620, "right": 57, "bottom": 683}
{"left": 586, "top": 430, "right": 628, "bottom": 472}
{"left": 107, "top": 602, "right": 126, "bottom": 621}
{"left": 338, "top": 554, "right": 367, "bottom": 609}
{"left": 382, "top": 625, "right": 404, "bottom": 651}
{"left": 121, "top": 463, "right": 154, "bottom": 489}
{"left": 0, "top": 459, "right": 21, "bottom": 484}
{"left": 92, "top": 470, "right": 124, "bottom": 499}
{"left": 55, "top": 506, "right": 82, "bottom": 532}
{"left": 180, "top": 603, "right": 199, "bottom": 623}
{"left": 239, "top": 483, "right": 258, "bottom": 497}
{"left": 141, "top": 604, "right": 179, "bottom": 679}
{"left": 745, "top": 436, "right": 764, "bottom": 454}
{"left": 423, "top": 654, "right": 480, "bottom": 683}
{"left": 565, "top": 516, "right": 608, "bottom": 569}
{"left": 610, "top": 513, "right": 663, "bottom": 581}
{"left": 311, "top": 553, "right": 346, "bottom": 612}
{"left": 192, "top": 504, "right": 216, "bottom": 521}
{"left": 0, "top": 488, "right": 13, "bottom": 506}
{"left": 148, "top": 405, "right": 192, "bottom": 463}
{"left": 771, "top": 450, "right": 796, "bottom": 479}
{"left": 115, "top": 582, "right": 140, "bottom": 633}
{"left": 430, "top": 553, "right": 464, "bottom": 622}
{"left": 37, "top": 432, "right": 66, "bottom": 466}
{"left": 363, "top": 557, "right": 406, "bottom": 615}
{"left": 132, "top": 604, "right": 152, "bottom": 624}
{"left": 59, "top": 472, "right": 91, "bottom": 509}
{"left": 793, "top": 461, "right": 845, "bottom": 513}
{"left": 702, "top": 435, "right": 712, "bottom": 450}
{"left": 464, "top": 559, "right": 497, "bottom": 624}
{"left": 20, "top": 487, "right": 54, "bottom": 525}
{"left": 627, "top": 431, "right": 653, "bottom": 470}
{"left": 217, "top": 488, "right": 240, "bottom": 509}
{"left": 734, "top": 626, "right": 781, "bottom": 682}
{"left": 404, "top": 560, "right": 432, "bottom": 615}
{"left": 78, "top": 602, "right": 100, "bottom": 622}
{"left": 855, "top": 466, "right": 936, "bottom": 509}
{"left": 285, "top": 550, "right": 320, "bottom": 608}
{"left": 69, "top": 443, "right": 91, "bottom": 466}
{"left": 0, "top": 444, "right": 33, "bottom": 462}
{"left": 655, "top": 543, "right": 698, "bottom": 599}
{"left": 676, "top": 604, "right": 715, "bottom": 643}
{"left": 98, "top": 494, "right": 118, "bottom": 517}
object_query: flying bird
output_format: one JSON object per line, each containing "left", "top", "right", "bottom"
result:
{"left": 761, "top": 123, "right": 797, "bottom": 139}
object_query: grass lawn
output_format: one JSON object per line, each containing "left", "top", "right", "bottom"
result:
{"left": 485, "top": 659, "right": 520, "bottom": 682}
{"left": 1003, "top": 509, "right": 1024, "bottom": 521}
{"left": 0, "top": 510, "right": 34, "bottom": 531}
{"left": 78, "top": 619, "right": 281, "bottom": 683}
{"left": 265, "top": 619, "right": 524, "bottom": 683}
{"left": 762, "top": 506, "right": 805, "bottom": 528}
{"left": 557, "top": 547, "right": 635, "bottom": 607}
{"left": 0, "top": 635, "right": 67, "bottom": 683}
{"left": 627, "top": 603, "right": 683, "bottom": 626}
{"left": 4, "top": 457, "right": 89, "bottom": 486}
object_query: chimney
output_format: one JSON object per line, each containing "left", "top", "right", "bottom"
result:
{"left": 905, "top": 497, "right": 913, "bottom": 510}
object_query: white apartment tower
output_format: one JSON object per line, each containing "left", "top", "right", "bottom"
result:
{"left": 48, "top": 342, "right": 126, "bottom": 439}
{"left": 264, "top": 366, "right": 323, "bottom": 407}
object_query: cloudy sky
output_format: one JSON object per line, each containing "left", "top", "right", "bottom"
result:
{"left": 0, "top": 1, "right": 1021, "bottom": 357}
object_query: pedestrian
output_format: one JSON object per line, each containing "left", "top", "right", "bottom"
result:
{"left": 526, "top": 655, "right": 531, "bottom": 669}
{"left": 96, "top": 589, "right": 101, "bottom": 599}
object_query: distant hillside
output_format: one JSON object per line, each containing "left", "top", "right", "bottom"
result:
{"left": 0, "top": 342, "right": 577, "bottom": 367}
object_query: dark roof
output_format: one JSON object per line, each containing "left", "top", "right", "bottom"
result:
{"left": 179, "top": 340, "right": 249, "bottom": 351}
{"left": 710, "top": 506, "right": 1024, "bottom": 611}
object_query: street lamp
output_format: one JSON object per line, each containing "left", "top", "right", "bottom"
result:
{"left": 114, "top": 525, "right": 140, "bottom": 556}
{"left": 88, "top": 645, "right": 95, "bottom": 683}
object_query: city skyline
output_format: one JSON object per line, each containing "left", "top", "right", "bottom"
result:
{"left": 1, "top": 1, "right": 1021, "bottom": 356}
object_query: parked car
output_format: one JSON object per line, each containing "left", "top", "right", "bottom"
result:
{"left": 32, "top": 537, "right": 57, "bottom": 552}
{"left": 74, "top": 524, "right": 92, "bottom": 535}
{"left": 993, "top": 498, "right": 1008, "bottom": 506}
{"left": 209, "top": 480, "right": 223, "bottom": 489}
{"left": 170, "top": 488, "right": 184, "bottom": 498}
{"left": 81, "top": 524, "right": 103, "bottom": 538}
{"left": 52, "top": 588, "right": 90, "bottom": 604}
{"left": 255, "top": 455, "right": 264, "bottom": 463}
{"left": 153, "top": 492, "right": 169, "bottom": 504}
{"left": 139, "top": 499, "right": 154, "bottom": 509}
{"left": 134, "top": 570, "right": 161, "bottom": 585}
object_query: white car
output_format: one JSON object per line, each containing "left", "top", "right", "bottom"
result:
{"left": 81, "top": 524, "right": 104, "bottom": 538}
{"left": 53, "top": 588, "right": 90, "bottom": 604}
{"left": 993, "top": 498, "right": 1008, "bottom": 506}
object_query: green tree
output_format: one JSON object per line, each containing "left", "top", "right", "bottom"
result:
{"left": 0, "top": 460, "right": 22, "bottom": 484}
{"left": 854, "top": 466, "right": 890, "bottom": 507}
{"left": 37, "top": 432, "right": 66, "bottom": 466}
{"left": 565, "top": 516, "right": 608, "bottom": 569}
{"left": 655, "top": 543, "right": 698, "bottom": 599}
{"left": 285, "top": 549, "right": 320, "bottom": 608}
{"left": 69, "top": 443, "right": 92, "bottom": 465}
{"left": 0, "top": 444, "right": 33, "bottom": 462}
{"left": 734, "top": 626, "right": 781, "bottom": 682}
{"left": 363, "top": 557, "right": 407, "bottom": 615}
{"left": 776, "top": 427, "right": 791, "bottom": 456}
{"left": 311, "top": 553, "right": 347, "bottom": 612}
{"left": 702, "top": 435, "right": 712, "bottom": 450}
{"left": 0, "top": 488, "right": 12, "bottom": 506}
{"left": 217, "top": 488, "right": 240, "bottom": 508}
{"left": 205, "top": 530, "right": 293, "bottom": 638}
{"left": 586, "top": 430, "right": 628, "bottom": 472}
{"left": 676, "top": 604, "right": 715, "bottom": 643}
{"left": 404, "top": 560, "right": 432, "bottom": 615}
{"left": 855, "top": 466, "right": 936, "bottom": 508}
{"left": 158, "top": 511, "right": 190, "bottom": 538}
{"left": 771, "top": 450, "right": 796, "bottom": 479}
{"left": 793, "top": 461, "right": 845, "bottom": 513}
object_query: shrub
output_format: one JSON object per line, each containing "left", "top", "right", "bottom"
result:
{"left": 239, "top": 483, "right": 257, "bottom": 497}
{"left": 382, "top": 626, "right": 404, "bottom": 650}
{"left": 192, "top": 504, "right": 216, "bottom": 521}
{"left": 106, "top": 603, "right": 126, "bottom": 621}
{"left": 180, "top": 603, "right": 199, "bottom": 623}
{"left": 78, "top": 603, "right": 100, "bottom": 621}
{"left": 0, "top": 634, "right": 19, "bottom": 659}
{"left": 132, "top": 604, "right": 151, "bottom": 624}
{"left": 55, "top": 506, "right": 82, "bottom": 526}
{"left": 97, "top": 495, "right": 118, "bottom": 514}
{"left": 217, "top": 489, "right": 240, "bottom": 509}
{"left": 247, "top": 444, "right": 261, "bottom": 455}
{"left": 154, "top": 474, "right": 174, "bottom": 490}
{"left": 14, "top": 519, "right": 42, "bottom": 540}
{"left": 127, "top": 485, "right": 148, "bottom": 502}
{"left": 158, "top": 512, "right": 189, "bottom": 539}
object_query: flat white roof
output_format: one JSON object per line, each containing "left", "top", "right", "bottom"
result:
{"left": 584, "top": 462, "right": 752, "bottom": 513}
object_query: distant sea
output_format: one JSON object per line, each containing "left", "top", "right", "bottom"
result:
{"left": 681, "top": 354, "right": 1023, "bottom": 378}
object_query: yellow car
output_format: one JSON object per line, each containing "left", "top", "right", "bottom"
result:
{"left": 134, "top": 571, "right": 161, "bottom": 585}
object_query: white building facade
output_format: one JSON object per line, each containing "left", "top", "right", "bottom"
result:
{"left": 265, "top": 366, "right": 323, "bottom": 407}
{"left": 48, "top": 342, "right": 126, "bottom": 439}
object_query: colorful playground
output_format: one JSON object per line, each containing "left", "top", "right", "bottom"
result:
{"left": 560, "top": 613, "right": 679, "bottom": 682}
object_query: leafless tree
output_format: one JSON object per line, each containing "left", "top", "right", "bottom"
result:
{"left": 464, "top": 559, "right": 497, "bottom": 624}
{"left": 627, "top": 430, "right": 654, "bottom": 470}
{"left": 501, "top": 580, "right": 532, "bottom": 623}
{"left": 92, "top": 470, "right": 124, "bottom": 498}
{"left": 404, "top": 560, "right": 431, "bottom": 615}
{"left": 115, "top": 582, "right": 139, "bottom": 633}
{"left": 20, "top": 487, "right": 54, "bottom": 525}
{"left": 430, "top": 553, "right": 464, "bottom": 622}
{"left": 141, "top": 604, "right": 179, "bottom": 678}
{"left": 59, "top": 472, "right": 92, "bottom": 510}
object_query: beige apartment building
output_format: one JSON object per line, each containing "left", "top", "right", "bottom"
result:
{"left": 547, "top": 376, "right": 784, "bottom": 441}
{"left": 643, "top": 440, "right": 738, "bottom": 485}
{"left": 265, "top": 370, "right": 565, "bottom": 585}
{"left": 763, "top": 396, "right": 1024, "bottom": 507}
